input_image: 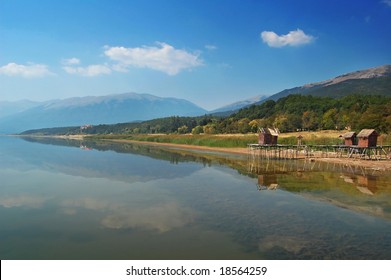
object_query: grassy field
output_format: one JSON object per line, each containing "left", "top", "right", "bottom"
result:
{"left": 87, "top": 130, "right": 391, "bottom": 148}
{"left": 278, "top": 130, "right": 348, "bottom": 145}
{"left": 278, "top": 130, "right": 391, "bottom": 145}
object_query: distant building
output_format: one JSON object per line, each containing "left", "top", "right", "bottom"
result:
{"left": 80, "top": 124, "right": 93, "bottom": 130}
{"left": 258, "top": 128, "right": 279, "bottom": 145}
{"left": 357, "top": 129, "right": 378, "bottom": 147}
{"left": 342, "top": 131, "right": 357, "bottom": 146}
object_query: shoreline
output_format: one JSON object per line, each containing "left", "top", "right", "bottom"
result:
{"left": 106, "top": 139, "right": 391, "bottom": 171}
{"left": 107, "top": 139, "right": 250, "bottom": 156}
{"left": 14, "top": 134, "right": 391, "bottom": 171}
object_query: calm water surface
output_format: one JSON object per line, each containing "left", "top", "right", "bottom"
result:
{"left": 1, "top": 136, "right": 391, "bottom": 259}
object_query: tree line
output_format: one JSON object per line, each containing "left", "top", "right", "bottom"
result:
{"left": 23, "top": 94, "right": 391, "bottom": 135}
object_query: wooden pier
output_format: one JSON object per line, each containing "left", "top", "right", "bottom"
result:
{"left": 248, "top": 144, "right": 391, "bottom": 160}
{"left": 248, "top": 144, "right": 305, "bottom": 160}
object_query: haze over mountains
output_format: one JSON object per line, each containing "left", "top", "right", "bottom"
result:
{"left": 210, "top": 95, "right": 268, "bottom": 114}
{"left": 0, "top": 93, "right": 207, "bottom": 133}
{"left": 0, "top": 65, "right": 390, "bottom": 134}
{"left": 0, "top": 100, "right": 42, "bottom": 119}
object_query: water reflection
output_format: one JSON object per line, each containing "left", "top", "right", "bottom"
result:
{"left": 20, "top": 136, "right": 240, "bottom": 168}
{"left": 1, "top": 136, "right": 391, "bottom": 259}
{"left": 340, "top": 174, "right": 378, "bottom": 195}
{"left": 257, "top": 174, "right": 279, "bottom": 191}
{"left": 0, "top": 195, "right": 48, "bottom": 208}
{"left": 101, "top": 202, "right": 194, "bottom": 232}
{"left": 248, "top": 154, "right": 382, "bottom": 176}
{"left": 17, "top": 136, "right": 391, "bottom": 221}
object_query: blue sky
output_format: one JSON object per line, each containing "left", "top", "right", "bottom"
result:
{"left": 1, "top": 0, "right": 391, "bottom": 110}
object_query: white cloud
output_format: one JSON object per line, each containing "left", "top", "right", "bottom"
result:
{"left": 0, "top": 62, "right": 53, "bottom": 78}
{"left": 382, "top": 0, "right": 391, "bottom": 7}
{"left": 63, "top": 64, "right": 111, "bottom": 77}
{"left": 62, "top": 57, "right": 111, "bottom": 77}
{"left": 104, "top": 42, "right": 203, "bottom": 75}
{"left": 61, "top": 57, "right": 80, "bottom": 65}
{"left": 261, "top": 29, "right": 314, "bottom": 48}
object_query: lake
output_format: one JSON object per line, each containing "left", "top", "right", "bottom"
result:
{"left": 1, "top": 136, "right": 391, "bottom": 259}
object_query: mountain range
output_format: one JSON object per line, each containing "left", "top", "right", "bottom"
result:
{"left": 0, "top": 93, "right": 207, "bottom": 133}
{"left": 209, "top": 64, "right": 391, "bottom": 114}
{"left": 1, "top": 64, "right": 390, "bottom": 134}
{"left": 261, "top": 64, "right": 391, "bottom": 102}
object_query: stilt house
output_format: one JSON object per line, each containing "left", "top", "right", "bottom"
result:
{"left": 357, "top": 129, "right": 378, "bottom": 147}
{"left": 258, "top": 128, "right": 279, "bottom": 145}
{"left": 342, "top": 132, "right": 357, "bottom": 146}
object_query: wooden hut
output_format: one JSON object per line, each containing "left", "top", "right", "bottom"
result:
{"left": 342, "top": 131, "right": 357, "bottom": 146}
{"left": 258, "top": 128, "right": 279, "bottom": 145}
{"left": 357, "top": 129, "right": 378, "bottom": 148}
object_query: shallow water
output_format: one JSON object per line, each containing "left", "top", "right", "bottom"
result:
{"left": 1, "top": 136, "right": 391, "bottom": 259}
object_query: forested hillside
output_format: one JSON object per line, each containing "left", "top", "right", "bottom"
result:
{"left": 262, "top": 65, "right": 391, "bottom": 102}
{"left": 22, "top": 94, "right": 391, "bottom": 136}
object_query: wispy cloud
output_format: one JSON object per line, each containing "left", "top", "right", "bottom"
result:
{"left": 61, "top": 57, "right": 80, "bottom": 65}
{"left": 61, "top": 57, "right": 111, "bottom": 77}
{"left": 63, "top": 64, "right": 112, "bottom": 77}
{"left": 261, "top": 29, "right": 314, "bottom": 48}
{"left": 104, "top": 42, "right": 203, "bottom": 75}
{"left": 205, "top": 44, "right": 217, "bottom": 50}
{"left": 382, "top": 0, "right": 391, "bottom": 7}
{"left": 0, "top": 62, "right": 53, "bottom": 78}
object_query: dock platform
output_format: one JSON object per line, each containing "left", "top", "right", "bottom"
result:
{"left": 248, "top": 144, "right": 391, "bottom": 160}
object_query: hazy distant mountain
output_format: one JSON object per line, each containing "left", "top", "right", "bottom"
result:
{"left": 0, "top": 100, "right": 44, "bottom": 119}
{"left": 262, "top": 65, "right": 391, "bottom": 102}
{"left": 0, "top": 93, "right": 207, "bottom": 133}
{"left": 210, "top": 95, "right": 268, "bottom": 115}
